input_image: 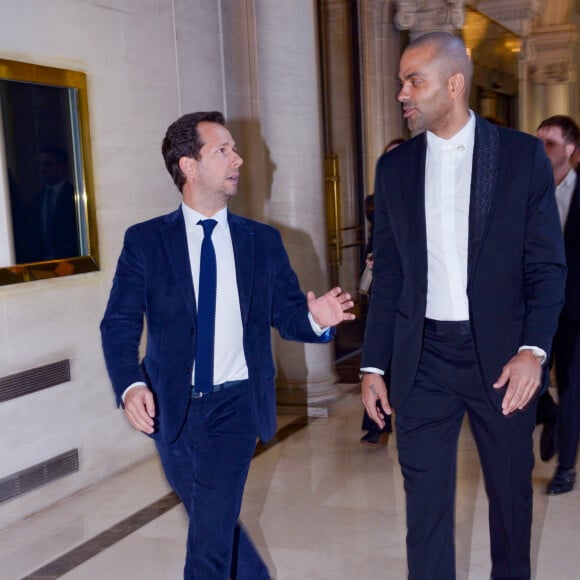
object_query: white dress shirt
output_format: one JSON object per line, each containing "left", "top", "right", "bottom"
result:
{"left": 556, "top": 168, "right": 577, "bottom": 229}
{"left": 424, "top": 111, "right": 475, "bottom": 321}
{"left": 182, "top": 204, "right": 248, "bottom": 386}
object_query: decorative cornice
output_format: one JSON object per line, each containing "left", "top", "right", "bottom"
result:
{"left": 395, "top": 0, "right": 466, "bottom": 38}
{"left": 529, "top": 62, "right": 573, "bottom": 84}
{"left": 527, "top": 26, "right": 577, "bottom": 84}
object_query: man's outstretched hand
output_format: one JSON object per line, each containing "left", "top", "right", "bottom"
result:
{"left": 307, "top": 287, "right": 355, "bottom": 327}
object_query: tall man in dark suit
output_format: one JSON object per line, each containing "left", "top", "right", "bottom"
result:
{"left": 360, "top": 33, "right": 566, "bottom": 579}
{"left": 536, "top": 115, "right": 580, "bottom": 494}
{"left": 101, "top": 111, "right": 354, "bottom": 579}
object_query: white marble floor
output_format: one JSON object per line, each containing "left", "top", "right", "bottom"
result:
{"left": 1, "top": 386, "right": 578, "bottom": 580}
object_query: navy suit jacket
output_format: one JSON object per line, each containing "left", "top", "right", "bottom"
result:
{"left": 361, "top": 115, "right": 566, "bottom": 413}
{"left": 101, "top": 208, "right": 333, "bottom": 443}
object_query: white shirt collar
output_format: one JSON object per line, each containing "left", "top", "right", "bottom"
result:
{"left": 181, "top": 202, "right": 229, "bottom": 232}
{"left": 559, "top": 167, "right": 577, "bottom": 192}
{"left": 426, "top": 110, "right": 476, "bottom": 154}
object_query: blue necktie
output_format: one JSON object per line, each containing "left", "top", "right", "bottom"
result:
{"left": 194, "top": 219, "right": 217, "bottom": 394}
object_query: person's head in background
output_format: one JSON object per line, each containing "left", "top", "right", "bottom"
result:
{"left": 537, "top": 115, "right": 579, "bottom": 185}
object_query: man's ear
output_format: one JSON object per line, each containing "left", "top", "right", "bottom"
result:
{"left": 448, "top": 72, "right": 466, "bottom": 100}
{"left": 564, "top": 141, "right": 576, "bottom": 161}
{"left": 179, "top": 156, "right": 197, "bottom": 181}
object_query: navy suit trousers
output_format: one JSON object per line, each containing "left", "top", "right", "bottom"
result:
{"left": 395, "top": 322, "right": 537, "bottom": 580}
{"left": 155, "top": 383, "right": 269, "bottom": 580}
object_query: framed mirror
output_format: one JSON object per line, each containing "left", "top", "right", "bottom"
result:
{"left": 0, "top": 59, "right": 98, "bottom": 285}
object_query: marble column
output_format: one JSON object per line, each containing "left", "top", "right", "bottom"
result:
{"left": 359, "top": 0, "right": 406, "bottom": 195}
{"left": 319, "top": 0, "right": 361, "bottom": 295}
{"left": 527, "top": 28, "right": 577, "bottom": 130}
{"left": 394, "top": 0, "right": 465, "bottom": 41}
{"left": 253, "top": 0, "right": 341, "bottom": 413}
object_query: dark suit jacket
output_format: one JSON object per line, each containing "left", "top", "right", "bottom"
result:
{"left": 101, "top": 208, "right": 333, "bottom": 443}
{"left": 361, "top": 115, "right": 566, "bottom": 413}
{"left": 561, "top": 175, "right": 580, "bottom": 323}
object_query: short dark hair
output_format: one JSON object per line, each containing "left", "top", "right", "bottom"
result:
{"left": 161, "top": 111, "right": 226, "bottom": 192}
{"left": 537, "top": 115, "right": 580, "bottom": 148}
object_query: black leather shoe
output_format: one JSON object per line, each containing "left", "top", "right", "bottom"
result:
{"left": 360, "top": 431, "right": 390, "bottom": 447}
{"left": 360, "top": 431, "right": 380, "bottom": 446}
{"left": 546, "top": 467, "right": 576, "bottom": 495}
{"left": 540, "top": 419, "right": 558, "bottom": 462}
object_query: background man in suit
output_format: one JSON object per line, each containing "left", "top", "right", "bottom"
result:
{"left": 360, "top": 33, "right": 566, "bottom": 579}
{"left": 10, "top": 146, "right": 79, "bottom": 263}
{"left": 536, "top": 115, "right": 580, "bottom": 494}
{"left": 101, "top": 111, "right": 354, "bottom": 579}
{"left": 36, "top": 147, "right": 79, "bottom": 261}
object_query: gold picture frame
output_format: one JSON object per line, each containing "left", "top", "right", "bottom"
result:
{"left": 0, "top": 58, "right": 99, "bottom": 285}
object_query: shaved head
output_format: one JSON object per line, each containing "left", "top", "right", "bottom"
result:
{"left": 407, "top": 32, "right": 473, "bottom": 103}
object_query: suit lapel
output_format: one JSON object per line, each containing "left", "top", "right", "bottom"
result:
{"left": 161, "top": 208, "right": 196, "bottom": 323}
{"left": 468, "top": 116, "right": 500, "bottom": 283}
{"left": 228, "top": 212, "right": 254, "bottom": 326}
{"left": 402, "top": 134, "right": 428, "bottom": 277}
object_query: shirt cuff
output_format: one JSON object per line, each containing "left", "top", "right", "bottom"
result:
{"left": 359, "top": 367, "right": 385, "bottom": 376}
{"left": 518, "top": 346, "right": 547, "bottom": 365}
{"left": 308, "top": 312, "right": 329, "bottom": 336}
{"left": 121, "top": 381, "right": 148, "bottom": 403}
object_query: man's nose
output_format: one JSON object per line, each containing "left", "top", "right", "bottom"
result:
{"left": 233, "top": 153, "right": 243, "bottom": 168}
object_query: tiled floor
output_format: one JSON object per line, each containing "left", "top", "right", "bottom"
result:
{"left": 1, "top": 384, "right": 578, "bottom": 580}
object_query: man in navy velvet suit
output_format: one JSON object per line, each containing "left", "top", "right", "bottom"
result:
{"left": 536, "top": 115, "right": 580, "bottom": 495}
{"left": 101, "top": 111, "right": 354, "bottom": 579}
{"left": 360, "top": 33, "right": 566, "bottom": 579}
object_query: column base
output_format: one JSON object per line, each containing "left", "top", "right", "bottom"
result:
{"left": 276, "top": 403, "right": 333, "bottom": 418}
{"left": 276, "top": 374, "right": 342, "bottom": 418}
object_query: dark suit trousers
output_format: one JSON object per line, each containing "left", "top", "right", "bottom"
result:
{"left": 395, "top": 322, "right": 536, "bottom": 580}
{"left": 554, "top": 320, "right": 580, "bottom": 470}
{"left": 155, "top": 383, "right": 269, "bottom": 580}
